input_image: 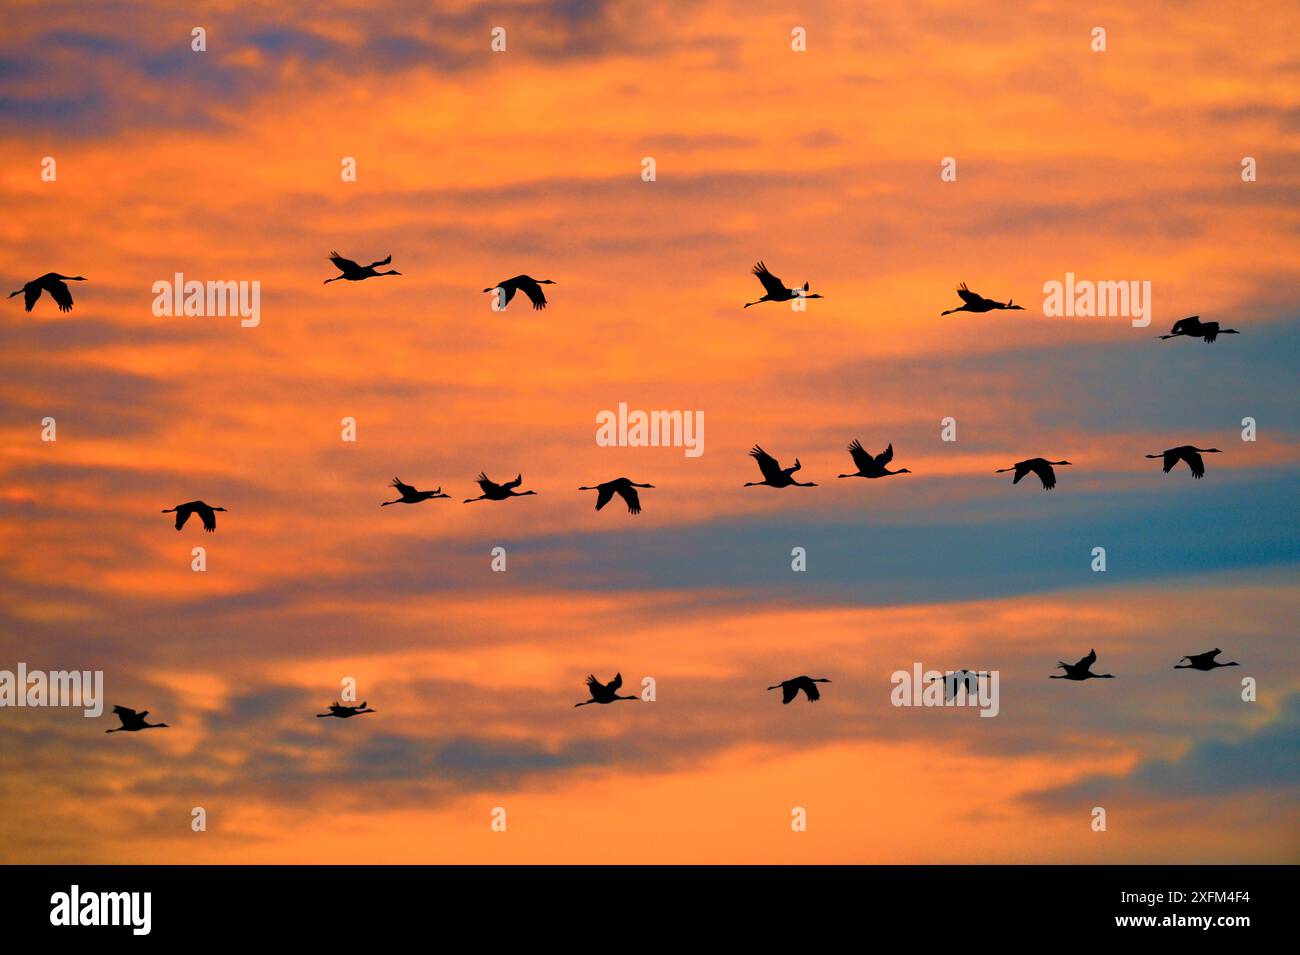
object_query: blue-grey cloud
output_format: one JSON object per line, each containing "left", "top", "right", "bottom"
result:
{"left": 1024, "top": 694, "right": 1300, "bottom": 807}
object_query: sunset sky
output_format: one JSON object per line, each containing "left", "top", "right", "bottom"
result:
{"left": 1, "top": 0, "right": 1297, "bottom": 863}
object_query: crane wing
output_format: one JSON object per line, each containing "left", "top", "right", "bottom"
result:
{"left": 1184, "top": 449, "right": 1206, "bottom": 478}
{"left": 391, "top": 478, "right": 418, "bottom": 496}
{"left": 781, "top": 682, "right": 798, "bottom": 704}
{"left": 328, "top": 252, "right": 359, "bottom": 271}
{"left": 617, "top": 484, "right": 641, "bottom": 514}
{"left": 847, "top": 439, "right": 873, "bottom": 472}
{"left": 112, "top": 705, "right": 138, "bottom": 719}
{"left": 199, "top": 505, "right": 217, "bottom": 531}
{"left": 365, "top": 255, "right": 392, "bottom": 269}
{"left": 1170, "top": 316, "right": 1198, "bottom": 334}
{"left": 1077, "top": 649, "right": 1097, "bottom": 669}
{"left": 874, "top": 443, "right": 895, "bottom": 467}
{"left": 608, "top": 672, "right": 623, "bottom": 692}
{"left": 956, "top": 283, "right": 983, "bottom": 306}
{"left": 752, "top": 261, "right": 785, "bottom": 297}
{"left": 1031, "top": 460, "right": 1056, "bottom": 489}
{"left": 593, "top": 484, "right": 615, "bottom": 511}
{"left": 174, "top": 507, "right": 191, "bottom": 530}
{"left": 503, "top": 474, "right": 523, "bottom": 490}
{"left": 517, "top": 277, "right": 548, "bottom": 310}
{"left": 802, "top": 680, "right": 821, "bottom": 702}
{"left": 23, "top": 284, "right": 40, "bottom": 311}
{"left": 47, "top": 280, "right": 74, "bottom": 311}
{"left": 750, "top": 445, "right": 782, "bottom": 482}
{"left": 475, "top": 473, "right": 499, "bottom": 494}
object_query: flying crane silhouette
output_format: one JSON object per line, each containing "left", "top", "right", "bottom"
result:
{"left": 1050, "top": 649, "right": 1115, "bottom": 681}
{"left": 483, "top": 275, "right": 555, "bottom": 310}
{"left": 105, "top": 705, "right": 168, "bottom": 733}
{"left": 838, "top": 440, "right": 911, "bottom": 478}
{"left": 316, "top": 701, "right": 376, "bottom": 718}
{"left": 574, "top": 673, "right": 639, "bottom": 707}
{"left": 381, "top": 478, "right": 449, "bottom": 506}
{"left": 940, "top": 283, "right": 1024, "bottom": 315}
{"left": 161, "top": 500, "right": 226, "bottom": 532}
{"left": 768, "top": 675, "right": 831, "bottom": 703}
{"left": 1175, "top": 649, "right": 1240, "bottom": 671}
{"left": 1158, "top": 316, "right": 1239, "bottom": 343}
{"left": 578, "top": 477, "right": 654, "bottom": 514}
{"left": 1146, "top": 445, "right": 1221, "bottom": 479}
{"left": 464, "top": 472, "right": 537, "bottom": 503}
{"left": 743, "top": 261, "right": 823, "bottom": 308}
{"left": 745, "top": 446, "right": 817, "bottom": 488}
{"left": 996, "top": 457, "right": 1071, "bottom": 490}
{"left": 9, "top": 273, "right": 86, "bottom": 312}
{"left": 323, "top": 251, "right": 400, "bottom": 283}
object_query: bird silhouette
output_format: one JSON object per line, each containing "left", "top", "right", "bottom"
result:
{"left": 768, "top": 675, "right": 831, "bottom": 703}
{"left": 161, "top": 500, "right": 226, "bottom": 532}
{"left": 574, "top": 673, "right": 639, "bottom": 707}
{"left": 1146, "top": 445, "right": 1221, "bottom": 479}
{"left": 838, "top": 440, "right": 911, "bottom": 478}
{"left": 9, "top": 273, "right": 86, "bottom": 312}
{"left": 929, "top": 669, "right": 984, "bottom": 701}
{"left": 1175, "top": 648, "right": 1240, "bottom": 671}
{"left": 323, "top": 252, "right": 400, "bottom": 284}
{"left": 1159, "top": 316, "right": 1239, "bottom": 343}
{"left": 743, "top": 261, "right": 823, "bottom": 308}
{"left": 464, "top": 472, "right": 537, "bottom": 503}
{"left": 1050, "top": 649, "right": 1115, "bottom": 681}
{"left": 579, "top": 477, "right": 654, "bottom": 514}
{"left": 105, "top": 705, "right": 168, "bottom": 733}
{"left": 996, "top": 457, "right": 1071, "bottom": 490}
{"left": 483, "top": 275, "right": 555, "bottom": 310}
{"left": 381, "top": 478, "right": 449, "bottom": 506}
{"left": 940, "top": 283, "right": 1024, "bottom": 315}
{"left": 745, "top": 446, "right": 817, "bottom": 488}
{"left": 316, "top": 701, "right": 376, "bottom": 718}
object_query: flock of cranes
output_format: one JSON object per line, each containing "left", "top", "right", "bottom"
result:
{"left": 10, "top": 259, "right": 1246, "bottom": 736}
{"left": 158, "top": 435, "right": 1226, "bottom": 535}
{"left": 6, "top": 263, "right": 1246, "bottom": 348}
{"left": 11, "top": 258, "right": 1238, "bottom": 513}
{"left": 106, "top": 644, "right": 1244, "bottom": 729}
